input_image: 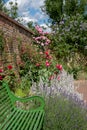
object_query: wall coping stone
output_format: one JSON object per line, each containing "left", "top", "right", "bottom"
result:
{"left": 0, "top": 11, "right": 34, "bottom": 35}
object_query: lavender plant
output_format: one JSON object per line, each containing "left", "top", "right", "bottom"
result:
{"left": 30, "top": 70, "right": 87, "bottom": 130}
{"left": 30, "top": 70, "right": 85, "bottom": 107}
{"left": 43, "top": 95, "right": 87, "bottom": 130}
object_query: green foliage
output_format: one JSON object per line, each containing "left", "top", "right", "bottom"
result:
{"left": 44, "top": 0, "right": 64, "bottom": 23}
{"left": 27, "top": 21, "right": 36, "bottom": 32}
{"left": 15, "top": 88, "right": 26, "bottom": 97}
{"left": 9, "top": 0, "right": 18, "bottom": 19}
{"left": 48, "top": 14, "right": 87, "bottom": 76}
{"left": 18, "top": 39, "right": 62, "bottom": 87}
{"left": 0, "top": 0, "right": 9, "bottom": 13}
{"left": 68, "top": 67, "right": 82, "bottom": 79}
{"left": 44, "top": 0, "right": 87, "bottom": 23}
{"left": 43, "top": 95, "right": 87, "bottom": 130}
{"left": 64, "top": 0, "right": 86, "bottom": 16}
{"left": 0, "top": 0, "right": 4, "bottom": 11}
{"left": 51, "top": 14, "right": 87, "bottom": 52}
{"left": 0, "top": 31, "right": 5, "bottom": 51}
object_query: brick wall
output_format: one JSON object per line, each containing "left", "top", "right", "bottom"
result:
{"left": 0, "top": 11, "right": 33, "bottom": 75}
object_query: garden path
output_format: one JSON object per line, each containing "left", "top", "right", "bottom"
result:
{"left": 74, "top": 80, "right": 87, "bottom": 103}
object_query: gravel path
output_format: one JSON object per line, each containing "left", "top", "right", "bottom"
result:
{"left": 74, "top": 80, "right": 87, "bottom": 103}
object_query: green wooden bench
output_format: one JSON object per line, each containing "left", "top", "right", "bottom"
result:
{"left": 0, "top": 82, "right": 45, "bottom": 130}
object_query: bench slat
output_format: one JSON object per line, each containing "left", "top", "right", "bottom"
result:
{"left": 36, "top": 112, "right": 44, "bottom": 130}
{"left": 0, "top": 95, "right": 9, "bottom": 101}
{"left": 12, "top": 112, "right": 26, "bottom": 130}
{"left": 0, "top": 104, "right": 11, "bottom": 116}
{"left": 16, "top": 112, "right": 28, "bottom": 130}
{"left": 33, "top": 111, "right": 43, "bottom": 130}
{"left": 21, "top": 112, "right": 33, "bottom": 130}
{"left": 0, "top": 101, "right": 11, "bottom": 112}
{"left": 25, "top": 112, "right": 35, "bottom": 130}
{"left": 7, "top": 111, "right": 22, "bottom": 130}
{"left": 29, "top": 111, "right": 39, "bottom": 130}
{"left": 0, "top": 108, "right": 13, "bottom": 123}
{"left": 0, "top": 110, "right": 16, "bottom": 129}
{"left": 0, "top": 82, "right": 45, "bottom": 130}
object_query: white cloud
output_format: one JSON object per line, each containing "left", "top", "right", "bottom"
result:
{"left": 5, "top": 0, "right": 50, "bottom": 32}
{"left": 40, "top": 23, "right": 52, "bottom": 32}
{"left": 29, "top": 0, "right": 45, "bottom": 9}
{"left": 6, "top": 0, "right": 45, "bottom": 12}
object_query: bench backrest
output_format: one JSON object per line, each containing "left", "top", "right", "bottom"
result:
{"left": 0, "top": 83, "right": 14, "bottom": 124}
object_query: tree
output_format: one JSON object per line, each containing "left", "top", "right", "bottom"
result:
{"left": 43, "top": 0, "right": 87, "bottom": 23}
{"left": 0, "top": 0, "right": 18, "bottom": 19}
{"left": 9, "top": 0, "right": 18, "bottom": 19}
{"left": 0, "top": 0, "right": 9, "bottom": 13}
{"left": 27, "top": 21, "right": 35, "bottom": 31}
{"left": 42, "top": 0, "right": 63, "bottom": 23}
{"left": 0, "top": 0, "right": 4, "bottom": 11}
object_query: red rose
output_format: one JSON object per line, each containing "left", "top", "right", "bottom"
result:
{"left": 46, "top": 55, "right": 52, "bottom": 60}
{"left": 0, "top": 76, "right": 3, "bottom": 80}
{"left": 7, "top": 65, "right": 13, "bottom": 70}
{"left": 45, "top": 51, "right": 49, "bottom": 56}
{"left": 56, "top": 64, "right": 62, "bottom": 71}
{"left": 0, "top": 69, "right": 3, "bottom": 73}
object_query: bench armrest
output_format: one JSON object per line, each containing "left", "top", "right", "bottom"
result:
{"left": 11, "top": 92, "right": 45, "bottom": 109}
{"left": 3, "top": 82, "right": 45, "bottom": 110}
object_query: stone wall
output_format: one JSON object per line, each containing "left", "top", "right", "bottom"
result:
{"left": 0, "top": 11, "right": 33, "bottom": 74}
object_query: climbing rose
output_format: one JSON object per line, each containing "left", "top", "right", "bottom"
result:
{"left": 56, "top": 64, "right": 62, "bottom": 71}
{"left": 57, "top": 76, "right": 60, "bottom": 80}
{"left": 49, "top": 75, "right": 54, "bottom": 80}
{"left": 0, "top": 76, "right": 3, "bottom": 80}
{"left": 46, "top": 55, "right": 52, "bottom": 60}
{"left": 45, "top": 51, "right": 49, "bottom": 56}
{"left": 7, "top": 65, "right": 13, "bottom": 70}
{"left": 36, "top": 63, "right": 40, "bottom": 67}
{"left": 0, "top": 69, "right": 3, "bottom": 73}
{"left": 45, "top": 61, "right": 50, "bottom": 67}
{"left": 35, "top": 25, "right": 43, "bottom": 34}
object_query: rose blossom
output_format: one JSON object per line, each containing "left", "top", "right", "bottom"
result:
{"left": 45, "top": 61, "right": 50, "bottom": 67}
{"left": 36, "top": 63, "right": 40, "bottom": 67}
{"left": 49, "top": 75, "right": 54, "bottom": 80}
{"left": 0, "top": 69, "right": 3, "bottom": 73}
{"left": 56, "top": 64, "right": 63, "bottom": 71}
{"left": 0, "top": 76, "right": 3, "bottom": 80}
{"left": 45, "top": 51, "right": 49, "bottom": 56}
{"left": 7, "top": 65, "right": 13, "bottom": 70}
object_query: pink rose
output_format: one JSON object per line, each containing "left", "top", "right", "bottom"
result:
{"left": 49, "top": 75, "right": 54, "bottom": 80}
{"left": 36, "top": 63, "right": 40, "bottom": 67}
{"left": 46, "top": 61, "right": 50, "bottom": 67}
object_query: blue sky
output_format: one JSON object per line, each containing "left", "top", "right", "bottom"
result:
{"left": 5, "top": 0, "right": 50, "bottom": 30}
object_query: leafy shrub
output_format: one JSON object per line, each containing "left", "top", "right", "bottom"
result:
{"left": 48, "top": 14, "right": 87, "bottom": 78}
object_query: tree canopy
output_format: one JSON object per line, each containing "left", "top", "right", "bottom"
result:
{"left": 0, "top": 0, "right": 18, "bottom": 19}
{"left": 0, "top": 0, "right": 8, "bottom": 13}
{"left": 43, "top": 0, "right": 87, "bottom": 23}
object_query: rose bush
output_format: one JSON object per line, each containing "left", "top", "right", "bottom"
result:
{"left": 0, "top": 65, "right": 17, "bottom": 90}
{"left": 17, "top": 25, "right": 63, "bottom": 88}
